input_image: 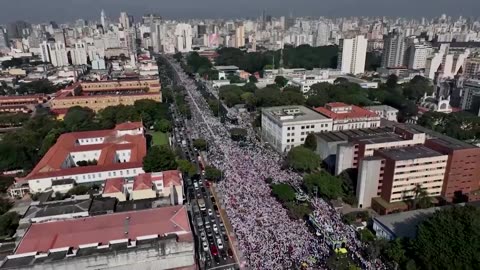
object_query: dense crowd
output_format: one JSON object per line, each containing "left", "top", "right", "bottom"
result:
{"left": 169, "top": 57, "right": 385, "bottom": 270}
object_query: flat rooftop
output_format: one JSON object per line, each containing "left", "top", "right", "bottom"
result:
{"left": 365, "top": 105, "right": 399, "bottom": 112}
{"left": 397, "top": 123, "right": 476, "bottom": 150}
{"left": 262, "top": 105, "right": 328, "bottom": 123}
{"left": 15, "top": 205, "right": 191, "bottom": 254}
{"left": 23, "top": 200, "right": 91, "bottom": 220}
{"left": 377, "top": 145, "right": 444, "bottom": 161}
{"left": 213, "top": 65, "right": 239, "bottom": 71}
{"left": 315, "top": 127, "right": 394, "bottom": 143}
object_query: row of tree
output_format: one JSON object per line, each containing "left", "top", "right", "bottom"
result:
{"left": 215, "top": 45, "right": 338, "bottom": 73}
{"left": 417, "top": 111, "right": 480, "bottom": 141}
{"left": 270, "top": 183, "right": 313, "bottom": 220}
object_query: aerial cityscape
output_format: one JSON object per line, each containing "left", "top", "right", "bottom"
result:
{"left": 0, "top": 4, "right": 479, "bottom": 270}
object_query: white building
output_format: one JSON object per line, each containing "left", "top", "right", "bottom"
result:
{"left": 338, "top": 35, "right": 368, "bottom": 75}
{"left": 425, "top": 44, "right": 470, "bottom": 79}
{"left": 175, "top": 23, "right": 193, "bottom": 53}
{"left": 315, "top": 22, "right": 330, "bottom": 46}
{"left": 70, "top": 42, "right": 88, "bottom": 66}
{"left": 365, "top": 105, "right": 399, "bottom": 122}
{"left": 261, "top": 106, "right": 333, "bottom": 152}
{"left": 40, "top": 41, "right": 69, "bottom": 67}
{"left": 461, "top": 79, "right": 480, "bottom": 111}
{"left": 408, "top": 44, "right": 431, "bottom": 70}
{"left": 15, "top": 122, "right": 147, "bottom": 194}
{"left": 314, "top": 102, "right": 381, "bottom": 131}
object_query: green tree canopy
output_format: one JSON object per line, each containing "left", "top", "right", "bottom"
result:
{"left": 143, "top": 145, "right": 178, "bottom": 172}
{"left": 304, "top": 133, "right": 317, "bottom": 151}
{"left": 204, "top": 165, "right": 222, "bottom": 181}
{"left": 275, "top": 76, "right": 289, "bottom": 88}
{"left": 249, "top": 75, "right": 258, "bottom": 83}
{"left": 413, "top": 206, "right": 480, "bottom": 270}
{"left": 193, "top": 138, "right": 208, "bottom": 151}
{"left": 0, "top": 212, "right": 20, "bottom": 237}
{"left": 303, "top": 171, "right": 343, "bottom": 199}
{"left": 270, "top": 183, "right": 296, "bottom": 202}
{"left": 64, "top": 106, "right": 98, "bottom": 131}
{"left": 286, "top": 146, "right": 320, "bottom": 172}
{"left": 154, "top": 119, "right": 172, "bottom": 133}
{"left": 177, "top": 159, "right": 197, "bottom": 176}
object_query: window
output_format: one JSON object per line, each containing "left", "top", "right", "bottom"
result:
{"left": 301, "top": 126, "right": 305, "bottom": 129}
{"left": 287, "top": 139, "right": 290, "bottom": 143}
{"left": 301, "top": 132, "right": 305, "bottom": 135}
{"left": 301, "top": 138, "right": 305, "bottom": 141}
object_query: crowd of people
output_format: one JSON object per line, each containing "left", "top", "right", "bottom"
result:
{"left": 168, "top": 57, "right": 386, "bottom": 270}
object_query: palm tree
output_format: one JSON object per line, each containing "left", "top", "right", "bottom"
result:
{"left": 411, "top": 184, "right": 432, "bottom": 210}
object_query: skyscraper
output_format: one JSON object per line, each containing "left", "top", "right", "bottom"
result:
{"left": 119, "top": 12, "right": 131, "bottom": 29}
{"left": 0, "top": 27, "right": 8, "bottom": 51}
{"left": 235, "top": 24, "right": 245, "bottom": 48}
{"left": 40, "top": 41, "right": 69, "bottom": 67}
{"left": 338, "top": 35, "right": 368, "bottom": 75}
{"left": 175, "top": 23, "right": 192, "bottom": 53}
{"left": 100, "top": 10, "right": 107, "bottom": 29}
{"left": 315, "top": 22, "right": 330, "bottom": 46}
{"left": 382, "top": 30, "right": 406, "bottom": 68}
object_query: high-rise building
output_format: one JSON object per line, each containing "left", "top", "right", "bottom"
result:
{"left": 0, "top": 27, "right": 8, "bottom": 51}
{"left": 408, "top": 44, "right": 431, "bottom": 70}
{"left": 338, "top": 35, "right": 368, "bottom": 75}
{"left": 235, "top": 24, "right": 245, "bottom": 48}
{"left": 382, "top": 30, "right": 406, "bottom": 68}
{"left": 175, "top": 23, "right": 192, "bottom": 53}
{"left": 40, "top": 41, "right": 69, "bottom": 67}
{"left": 315, "top": 22, "right": 330, "bottom": 46}
{"left": 70, "top": 42, "right": 88, "bottom": 65}
{"left": 100, "top": 10, "right": 107, "bottom": 29}
{"left": 119, "top": 12, "right": 131, "bottom": 29}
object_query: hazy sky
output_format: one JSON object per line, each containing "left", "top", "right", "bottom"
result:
{"left": 0, "top": 0, "right": 479, "bottom": 24}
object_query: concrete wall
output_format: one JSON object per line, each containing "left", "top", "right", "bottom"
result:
{"left": 13, "top": 240, "right": 195, "bottom": 270}
{"left": 335, "top": 143, "right": 355, "bottom": 175}
{"left": 357, "top": 158, "right": 382, "bottom": 208}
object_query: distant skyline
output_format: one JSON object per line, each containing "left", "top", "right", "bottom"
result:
{"left": 1, "top": 0, "right": 480, "bottom": 24}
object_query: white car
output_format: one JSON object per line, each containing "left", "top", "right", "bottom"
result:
{"left": 202, "top": 241, "right": 208, "bottom": 251}
{"left": 212, "top": 224, "right": 218, "bottom": 233}
{"left": 208, "top": 209, "right": 213, "bottom": 216}
{"left": 200, "top": 231, "right": 206, "bottom": 241}
{"left": 217, "top": 239, "right": 224, "bottom": 249}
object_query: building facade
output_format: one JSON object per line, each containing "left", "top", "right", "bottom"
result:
{"left": 337, "top": 35, "right": 367, "bottom": 75}
{"left": 314, "top": 102, "right": 381, "bottom": 132}
{"left": 261, "top": 106, "right": 333, "bottom": 152}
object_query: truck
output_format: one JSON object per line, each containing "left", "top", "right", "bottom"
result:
{"left": 198, "top": 198, "right": 206, "bottom": 211}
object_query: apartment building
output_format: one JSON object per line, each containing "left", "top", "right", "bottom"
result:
{"left": 261, "top": 106, "right": 333, "bottom": 152}
{"left": 358, "top": 146, "right": 447, "bottom": 214}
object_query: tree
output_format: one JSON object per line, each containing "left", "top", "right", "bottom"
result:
{"left": 274, "top": 76, "right": 288, "bottom": 88}
{"left": 0, "top": 212, "right": 20, "bottom": 237}
{"left": 0, "top": 176, "right": 14, "bottom": 193}
{"left": 386, "top": 74, "right": 399, "bottom": 89}
{"left": 304, "top": 133, "right": 317, "bottom": 151}
{"left": 285, "top": 202, "right": 312, "bottom": 220}
{"left": 249, "top": 75, "right": 258, "bottom": 83}
{"left": 154, "top": 119, "right": 172, "bottom": 133}
{"left": 204, "top": 166, "right": 222, "bottom": 181}
{"left": 229, "top": 128, "right": 247, "bottom": 141}
{"left": 303, "top": 171, "right": 343, "bottom": 200}
{"left": 63, "top": 106, "right": 97, "bottom": 131}
{"left": 193, "top": 138, "right": 208, "bottom": 151}
{"left": 66, "top": 185, "right": 91, "bottom": 196}
{"left": 383, "top": 238, "right": 407, "bottom": 267}
{"left": 0, "top": 198, "right": 13, "bottom": 215}
{"left": 270, "top": 183, "right": 296, "bottom": 202}
{"left": 177, "top": 159, "right": 197, "bottom": 176}
{"left": 413, "top": 206, "right": 480, "bottom": 270}
{"left": 410, "top": 184, "right": 432, "bottom": 210}
{"left": 359, "top": 229, "right": 376, "bottom": 243}
{"left": 143, "top": 145, "right": 178, "bottom": 172}
{"left": 286, "top": 146, "right": 320, "bottom": 172}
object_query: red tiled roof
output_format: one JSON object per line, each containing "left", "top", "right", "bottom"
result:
{"left": 133, "top": 173, "right": 152, "bottom": 190}
{"left": 133, "top": 170, "right": 183, "bottom": 191}
{"left": 103, "top": 178, "right": 124, "bottom": 193}
{"left": 314, "top": 103, "right": 378, "bottom": 120}
{"left": 162, "top": 170, "right": 182, "bottom": 187}
{"left": 54, "top": 92, "right": 159, "bottom": 100}
{"left": 15, "top": 206, "right": 192, "bottom": 254}
{"left": 22, "top": 123, "right": 146, "bottom": 181}
{"left": 115, "top": 122, "right": 143, "bottom": 130}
